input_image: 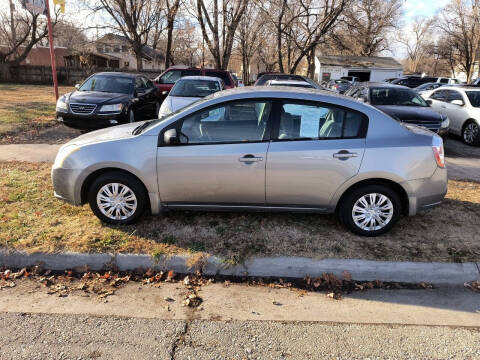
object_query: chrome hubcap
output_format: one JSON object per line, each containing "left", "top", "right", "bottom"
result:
{"left": 96, "top": 183, "right": 137, "bottom": 220}
{"left": 352, "top": 193, "right": 393, "bottom": 231}
{"left": 463, "top": 122, "right": 478, "bottom": 144}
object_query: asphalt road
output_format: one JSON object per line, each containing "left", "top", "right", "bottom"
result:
{"left": 1, "top": 312, "right": 479, "bottom": 360}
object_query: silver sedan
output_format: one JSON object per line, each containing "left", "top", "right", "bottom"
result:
{"left": 52, "top": 87, "right": 448, "bottom": 236}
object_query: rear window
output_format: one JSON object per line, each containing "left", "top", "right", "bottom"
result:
{"left": 205, "top": 71, "right": 233, "bottom": 86}
{"left": 256, "top": 74, "right": 304, "bottom": 85}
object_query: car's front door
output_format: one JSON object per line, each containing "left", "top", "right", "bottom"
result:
{"left": 266, "top": 100, "right": 367, "bottom": 208}
{"left": 428, "top": 89, "right": 449, "bottom": 115}
{"left": 157, "top": 99, "right": 273, "bottom": 205}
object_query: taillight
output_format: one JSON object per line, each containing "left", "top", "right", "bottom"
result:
{"left": 432, "top": 136, "right": 445, "bottom": 168}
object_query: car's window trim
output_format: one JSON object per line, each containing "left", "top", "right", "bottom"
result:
{"left": 269, "top": 98, "right": 369, "bottom": 142}
{"left": 157, "top": 98, "right": 276, "bottom": 147}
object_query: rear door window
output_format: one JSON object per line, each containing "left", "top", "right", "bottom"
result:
{"left": 430, "top": 90, "right": 448, "bottom": 102}
{"left": 160, "top": 70, "right": 182, "bottom": 84}
{"left": 276, "top": 101, "right": 368, "bottom": 140}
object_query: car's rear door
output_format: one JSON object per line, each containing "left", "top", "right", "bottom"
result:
{"left": 157, "top": 99, "right": 273, "bottom": 205}
{"left": 265, "top": 100, "right": 367, "bottom": 208}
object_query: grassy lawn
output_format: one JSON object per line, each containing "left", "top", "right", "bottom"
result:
{"left": 1, "top": 161, "right": 479, "bottom": 263}
{"left": 0, "top": 84, "right": 73, "bottom": 135}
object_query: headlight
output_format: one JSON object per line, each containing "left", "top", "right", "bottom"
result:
{"left": 53, "top": 144, "right": 80, "bottom": 168}
{"left": 158, "top": 102, "right": 171, "bottom": 117}
{"left": 99, "top": 103, "right": 123, "bottom": 113}
{"left": 441, "top": 116, "right": 450, "bottom": 129}
{"left": 56, "top": 97, "right": 67, "bottom": 111}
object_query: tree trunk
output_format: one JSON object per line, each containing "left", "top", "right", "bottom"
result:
{"left": 134, "top": 47, "right": 144, "bottom": 71}
{"left": 165, "top": 18, "right": 174, "bottom": 69}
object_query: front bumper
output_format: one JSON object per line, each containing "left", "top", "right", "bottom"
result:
{"left": 56, "top": 110, "right": 128, "bottom": 130}
{"left": 407, "top": 167, "right": 448, "bottom": 216}
{"left": 51, "top": 166, "right": 83, "bottom": 206}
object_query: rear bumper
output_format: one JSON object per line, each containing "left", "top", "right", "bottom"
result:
{"left": 56, "top": 111, "right": 128, "bottom": 130}
{"left": 407, "top": 167, "right": 448, "bottom": 216}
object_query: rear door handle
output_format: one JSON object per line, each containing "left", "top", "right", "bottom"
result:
{"left": 239, "top": 154, "right": 264, "bottom": 162}
{"left": 333, "top": 151, "right": 358, "bottom": 159}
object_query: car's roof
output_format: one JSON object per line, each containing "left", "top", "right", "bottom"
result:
{"left": 357, "top": 82, "right": 412, "bottom": 89}
{"left": 441, "top": 86, "right": 480, "bottom": 91}
{"left": 94, "top": 72, "right": 138, "bottom": 78}
{"left": 176, "top": 76, "right": 222, "bottom": 82}
{"left": 267, "top": 79, "right": 311, "bottom": 85}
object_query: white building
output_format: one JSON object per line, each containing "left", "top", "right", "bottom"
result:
{"left": 314, "top": 55, "right": 403, "bottom": 83}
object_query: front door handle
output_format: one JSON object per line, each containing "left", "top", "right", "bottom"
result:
{"left": 239, "top": 154, "right": 264, "bottom": 163}
{"left": 333, "top": 151, "right": 358, "bottom": 159}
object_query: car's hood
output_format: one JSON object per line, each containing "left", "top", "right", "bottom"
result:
{"left": 65, "top": 121, "right": 148, "bottom": 147}
{"left": 375, "top": 105, "right": 443, "bottom": 121}
{"left": 66, "top": 91, "right": 131, "bottom": 105}
{"left": 169, "top": 96, "right": 201, "bottom": 112}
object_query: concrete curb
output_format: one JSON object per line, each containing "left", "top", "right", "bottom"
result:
{"left": 1, "top": 249, "right": 478, "bottom": 285}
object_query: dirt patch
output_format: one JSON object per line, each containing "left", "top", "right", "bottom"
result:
{"left": 0, "top": 123, "right": 81, "bottom": 144}
{"left": 0, "top": 161, "right": 479, "bottom": 263}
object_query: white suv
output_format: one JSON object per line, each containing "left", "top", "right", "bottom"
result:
{"left": 427, "top": 86, "right": 480, "bottom": 145}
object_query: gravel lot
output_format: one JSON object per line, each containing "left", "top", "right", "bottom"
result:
{"left": 1, "top": 312, "right": 479, "bottom": 360}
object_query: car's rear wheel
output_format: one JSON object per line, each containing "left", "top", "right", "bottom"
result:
{"left": 87, "top": 172, "right": 147, "bottom": 225}
{"left": 462, "top": 120, "right": 480, "bottom": 145}
{"left": 340, "top": 184, "right": 401, "bottom": 237}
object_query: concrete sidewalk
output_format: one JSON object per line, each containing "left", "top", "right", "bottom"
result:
{"left": 0, "top": 144, "right": 61, "bottom": 162}
{"left": 0, "top": 143, "right": 478, "bottom": 181}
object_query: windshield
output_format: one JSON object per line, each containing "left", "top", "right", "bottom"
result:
{"left": 135, "top": 97, "right": 207, "bottom": 134}
{"left": 78, "top": 75, "right": 134, "bottom": 94}
{"left": 370, "top": 87, "right": 428, "bottom": 107}
{"left": 170, "top": 79, "right": 221, "bottom": 97}
{"left": 466, "top": 91, "right": 480, "bottom": 107}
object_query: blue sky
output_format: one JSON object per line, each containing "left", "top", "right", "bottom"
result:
{"left": 404, "top": 0, "right": 450, "bottom": 20}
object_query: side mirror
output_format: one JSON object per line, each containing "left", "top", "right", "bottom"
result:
{"left": 450, "top": 99, "right": 464, "bottom": 106}
{"left": 426, "top": 99, "right": 433, "bottom": 106}
{"left": 164, "top": 128, "right": 178, "bottom": 145}
{"left": 75, "top": 84, "right": 80, "bottom": 90}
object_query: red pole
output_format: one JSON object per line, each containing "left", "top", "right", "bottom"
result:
{"left": 45, "top": 0, "right": 59, "bottom": 100}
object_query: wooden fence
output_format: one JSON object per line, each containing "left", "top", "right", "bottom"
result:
{"left": 0, "top": 65, "right": 163, "bottom": 85}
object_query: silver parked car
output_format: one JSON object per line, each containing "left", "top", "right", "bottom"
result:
{"left": 158, "top": 76, "right": 224, "bottom": 117}
{"left": 52, "top": 87, "right": 448, "bottom": 236}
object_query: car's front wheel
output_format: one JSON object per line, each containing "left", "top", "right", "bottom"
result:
{"left": 462, "top": 120, "right": 480, "bottom": 145}
{"left": 340, "top": 184, "right": 401, "bottom": 237}
{"left": 87, "top": 172, "right": 147, "bottom": 225}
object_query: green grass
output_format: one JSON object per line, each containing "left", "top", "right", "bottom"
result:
{"left": 0, "top": 84, "right": 72, "bottom": 134}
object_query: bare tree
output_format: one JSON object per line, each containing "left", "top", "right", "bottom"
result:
{"left": 0, "top": 1, "right": 59, "bottom": 67}
{"left": 164, "top": 0, "right": 181, "bottom": 68}
{"left": 195, "top": 0, "right": 249, "bottom": 69}
{"left": 330, "top": 0, "right": 402, "bottom": 56}
{"left": 437, "top": 0, "right": 480, "bottom": 82}
{"left": 397, "top": 17, "right": 434, "bottom": 73}
{"left": 93, "top": 0, "right": 166, "bottom": 70}
{"left": 235, "top": 1, "right": 264, "bottom": 82}
{"left": 266, "top": 0, "right": 350, "bottom": 75}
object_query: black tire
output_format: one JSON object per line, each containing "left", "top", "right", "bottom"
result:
{"left": 87, "top": 171, "right": 148, "bottom": 225}
{"left": 339, "top": 184, "right": 401, "bottom": 237}
{"left": 461, "top": 120, "right": 480, "bottom": 146}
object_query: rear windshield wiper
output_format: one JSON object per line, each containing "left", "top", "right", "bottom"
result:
{"left": 132, "top": 120, "right": 153, "bottom": 135}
